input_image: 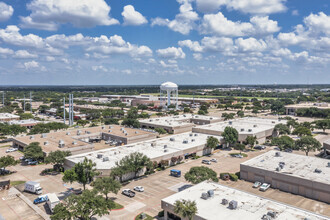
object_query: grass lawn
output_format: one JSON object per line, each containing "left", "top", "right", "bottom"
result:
{"left": 229, "top": 153, "right": 248, "bottom": 157}
{"left": 135, "top": 213, "right": 153, "bottom": 220}
{"left": 141, "top": 93, "right": 277, "bottom": 100}
{"left": 10, "top": 180, "right": 26, "bottom": 186}
{"left": 0, "top": 144, "right": 11, "bottom": 148}
{"left": 111, "top": 201, "right": 124, "bottom": 210}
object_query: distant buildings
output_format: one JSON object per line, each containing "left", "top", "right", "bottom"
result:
{"left": 285, "top": 102, "right": 330, "bottom": 115}
{"left": 0, "top": 113, "right": 20, "bottom": 122}
{"left": 240, "top": 150, "right": 330, "bottom": 203}
{"left": 161, "top": 181, "right": 327, "bottom": 220}
{"left": 8, "top": 119, "right": 42, "bottom": 129}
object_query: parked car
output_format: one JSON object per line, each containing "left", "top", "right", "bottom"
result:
{"left": 0, "top": 168, "right": 10, "bottom": 175}
{"left": 284, "top": 148, "right": 293, "bottom": 153}
{"left": 28, "top": 161, "right": 38, "bottom": 165}
{"left": 202, "top": 160, "right": 211, "bottom": 165}
{"left": 133, "top": 186, "right": 144, "bottom": 192}
{"left": 232, "top": 154, "right": 243, "bottom": 158}
{"left": 254, "top": 145, "right": 266, "bottom": 150}
{"left": 259, "top": 183, "right": 271, "bottom": 191}
{"left": 122, "top": 189, "right": 135, "bottom": 198}
{"left": 25, "top": 158, "right": 33, "bottom": 163}
{"left": 33, "top": 195, "right": 48, "bottom": 204}
{"left": 252, "top": 181, "right": 262, "bottom": 188}
{"left": 6, "top": 148, "right": 17, "bottom": 153}
{"left": 210, "top": 158, "right": 217, "bottom": 163}
{"left": 19, "top": 156, "right": 25, "bottom": 160}
{"left": 170, "top": 169, "right": 181, "bottom": 177}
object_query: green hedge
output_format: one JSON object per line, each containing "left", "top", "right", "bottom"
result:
{"left": 220, "top": 172, "right": 229, "bottom": 179}
{"left": 229, "top": 173, "right": 238, "bottom": 181}
{"left": 235, "top": 172, "right": 240, "bottom": 179}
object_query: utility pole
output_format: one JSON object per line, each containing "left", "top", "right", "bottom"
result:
{"left": 24, "top": 94, "right": 26, "bottom": 112}
{"left": 30, "top": 92, "right": 32, "bottom": 112}
{"left": 2, "top": 92, "right": 4, "bottom": 106}
{"left": 63, "top": 97, "right": 66, "bottom": 125}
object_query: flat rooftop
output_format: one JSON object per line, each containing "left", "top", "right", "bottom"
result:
{"left": 13, "top": 125, "right": 155, "bottom": 153}
{"left": 8, "top": 119, "right": 42, "bottom": 125}
{"left": 162, "top": 181, "right": 328, "bottom": 220}
{"left": 66, "top": 132, "right": 221, "bottom": 170}
{"left": 0, "top": 113, "right": 19, "bottom": 120}
{"left": 285, "top": 103, "right": 330, "bottom": 109}
{"left": 194, "top": 117, "right": 285, "bottom": 135}
{"left": 241, "top": 150, "right": 330, "bottom": 185}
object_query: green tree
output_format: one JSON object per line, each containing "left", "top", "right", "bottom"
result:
{"left": 222, "top": 127, "right": 238, "bottom": 147}
{"left": 236, "top": 110, "right": 244, "bottom": 118}
{"left": 51, "top": 190, "right": 109, "bottom": 220}
{"left": 121, "top": 118, "right": 140, "bottom": 128}
{"left": 271, "top": 136, "right": 294, "bottom": 150}
{"left": 19, "top": 113, "right": 34, "bottom": 120}
{"left": 314, "top": 119, "right": 330, "bottom": 133}
{"left": 92, "top": 177, "right": 121, "bottom": 202}
{"left": 274, "top": 123, "right": 291, "bottom": 135}
{"left": 104, "top": 118, "right": 119, "bottom": 125}
{"left": 184, "top": 166, "right": 218, "bottom": 184}
{"left": 45, "top": 150, "right": 72, "bottom": 171}
{"left": 197, "top": 110, "right": 206, "bottom": 115}
{"left": 244, "top": 136, "right": 257, "bottom": 149}
{"left": 183, "top": 107, "right": 191, "bottom": 113}
{"left": 76, "top": 120, "right": 88, "bottom": 127}
{"left": 295, "top": 136, "right": 321, "bottom": 156}
{"left": 24, "top": 142, "right": 44, "bottom": 161}
{"left": 0, "top": 155, "right": 19, "bottom": 171}
{"left": 137, "top": 104, "right": 148, "bottom": 112}
{"left": 222, "top": 113, "right": 235, "bottom": 120}
{"left": 155, "top": 127, "right": 167, "bottom": 134}
{"left": 206, "top": 136, "right": 219, "bottom": 149}
{"left": 233, "top": 143, "right": 245, "bottom": 154}
{"left": 63, "top": 158, "right": 99, "bottom": 190}
{"left": 292, "top": 126, "right": 312, "bottom": 136}
{"left": 174, "top": 199, "right": 198, "bottom": 220}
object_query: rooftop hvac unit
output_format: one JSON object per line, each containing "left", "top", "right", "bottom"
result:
{"left": 86, "top": 131, "right": 91, "bottom": 134}
{"left": 97, "top": 154, "right": 103, "bottom": 159}
{"left": 275, "top": 152, "right": 281, "bottom": 157}
{"left": 59, "top": 140, "right": 64, "bottom": 144}
{"left": 101, "top": 126, "right": 105, "bottom": 129}
{"left": 109, "top": 126, "right": 113, "bottom": 129}
{"left": 253, "top": 124, "right": 257, "bottom": 127}
{"left": 195, "top": 115, "right": 199, "bottom": 118}
{"left": 276, "top": 167, "right": 281, "bottom": 171}
{"left": 267, "top": 211, "right": 277, "bottom": 218}
{"left": 30, "top": 136, "right": 34, "bottom": 139}
{"left": 248, "top": 129, "right": 252, "bottom": 132}
{"left": 327, "top": 162, "right": 330, "bottom": 167}
{"left": 125, "top": 133, "right": 128, "bottom": 136}
{"left": 221, "top": 199, "right": 228, "bottom": 205}
{"left": 66, "top": 132, "right": 70, "bottom": 135}
{"left": 229, "top": 200, "right": 238, "bottom": 210}
{"left": 189, "top": 133, "right": 193, "bottom": 136}
{"left": 241, "top": 128, "right": 245, "bottom": 132}
{"left": 170, "top": 138, "right": 175, "bottom": 141}
{"left": 149, "top": 119, "right": 153, "bottom": 122}
{"left": 194, "top": 134, "right": 198, "bottom": 136}
{"left": 229, "top": 121, "right": 232, "bottom": 125}
{"left": 85, "top": 130, "right": 88, "bottom": 134}
{"left": 41, "top": 133, "right": 47, "bottom": 138}
{"left": 314, "top": 168, "right": 322, "bottom": 173}
{"left": 164, "top": 149, "right": 168, "bottom": 152}
{"left": 77, "top": 131, "right": 81, "bottom": 135}
{"left": 201, "top": 192, "right": 208, "bottom": 200}
{"left": 72, "top": 141, "right": 77, "bottom": 145}
{"left": 183, "top": 140, "right": 188, "bottom": 144}
{"left": 151, "top": 143, "right": 155, "bottom": 147}
{"left": 44, "top": 141, "right": 49, "bottom": 146}
{"left": 103, "top": 157, "right": 109, "bottom": 162}
{"left": 135, "top": 131, "right": 138, "bottom": 134}
{"left": 272, "top": 121, "right": 275, "bottom": 124}
{"left": 191, "top": 139, "right": 195, "bottom": 142}
{"left": 207, "top": 190, "right": 214, "bottom": 198}
{"left": 120, "top": 128, "right": 124, "bottom": 131}
{"left": 108, "top": 130, "right": 112, "bottom": 133}
{"left": 164, "top": 145, "right": 167, "bottom": 148}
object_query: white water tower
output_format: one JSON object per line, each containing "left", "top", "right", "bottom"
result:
{"left": 160, "top": 82, "right": 178, "bottom": 109}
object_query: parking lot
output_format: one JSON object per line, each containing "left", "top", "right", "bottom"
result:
{"left": 1, "top": 144, "right": 329, "bottom": 220}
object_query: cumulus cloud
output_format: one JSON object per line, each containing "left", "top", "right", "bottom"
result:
{"left": 14, "top": 50, "right": 38, "bottom": 58}
{"left": 122, "top": 5, "right": 147, "bottom": 26}
{"left": 0, "top": 2, "right": 14, "bottom": 21}
{"left": 200, "top": 12, "right": 280, "bottom": 36}
{"left": 24, "top": 60, "right": 39, "bottom": 69}
{"left": 92, "top": 65, "right": 108, "bottom": 72}
{"left": 151, "top": 0, "right": 199, "bottom": 35}
{"left": 178, "top": 40, "right": 203, "bottom": 52}
{"left": 20, "top": 0, "right": 119, "bottom": 31}
{"left": 157, "top": 47, "right": 186, "bottom": 59}
{"left": 235, "top": 38, "right": 267, "bottom": 52}
{"left": 0, "top": 47, "right": 14, "bottom": 55}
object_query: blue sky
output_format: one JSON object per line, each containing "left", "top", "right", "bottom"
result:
{"left": 0, "top": 0, "right": 329, "bottom": 85}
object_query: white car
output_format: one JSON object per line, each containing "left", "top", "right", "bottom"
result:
{"left": 252, "top": 181, "right": 262, "bottom": 188}
{"left": 6, "top": 148, "right": 17, "bottom": 153}
{"left": 133, "top": 186, "right": 144, "bottom": 192}
{"left": 202, "top": 160, "right": 211, "bottom": 165}
{"left": 210, "top": 158, "right": 217, "bottom": 163}
{"left": 259, "top": 183, "right": 271, "bottom": 191}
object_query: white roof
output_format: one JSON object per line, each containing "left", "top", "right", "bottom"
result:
{"left": 162, "top": 181, "right": 328, "bottom": 220}
{"left": 160, "top": 81, "right": 178, "bottom": 90}
{"left": 241, "top": 150, "right": 330, "bottom": 185}
{"left": 0, "top": 113, "right": 19, "bottom": 120}
{"left": 47, "top": 193, "right": 59, "bottom": 203}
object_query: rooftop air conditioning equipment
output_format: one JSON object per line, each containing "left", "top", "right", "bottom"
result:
{"left": 149, "top": 119, "right": 152, "bottom": 122}
{"left": 272, "top": 121, "right": 275, "bottom": 124}
{"left": 314, "top": 168, "right": 322, "bottom": 173}
{"left": 108, "top": 130, "right": 112, "bottom": 133}
{"left": 262, "top": 215, "right": 272, "bottom": 220}
{"left": 151, "top": 143, "right": 155, "bottom": 147}
{"left": 229, "top": 200, "right": 238, "bottom": 210}
{"left": 164, "top": 145, "right": 167, "bottom": 148}
{"left": 196, "top": 116, "right": 199, "bottom": 118}
{"left": 41, "top": 134, "right": 47, "bottom": 138}
{"left": 170, "top": 138, "right": 175, "bottom": 141}
{"left": 102, "top": 126, "right": 105, "bottom": 129}
{"left": 66, "top": 132, "right": 70, "bottom": 135}
{"left": 135, "top": 131, "right": 138, "bottom": 134}
{"left": 72, "top": 141, "right": 77, "bottom": 145}
{"left": 253, "top": 125, "right": 257, "bottom": 127}
{"left": 190, "top": 133, "right": 193, "bottom": 137}
{"left": 248, "top": 129, "right": 252, "bottom": 132}
{"left": 164, "top": 149, "right": 168, "bottom": 152}
{"left": 222, "top": 199, "right": 228, "bottom": 205}
{"left": 109, "top": 126, "right": 112, "bottom": 129}
{"left": 85, "top": 131, "right": 88, "bottom": 134}
{"left": 44, "top": 141, "right": 48, "bottom": 146}
{"left": 276, "top": 167, "right": 281, "bottom": 171}
{"left": 327, "top": 162, "right": 330, "bottom": 167}
{"left": 30, "top": 136, "right": 34, "bottom": 139}
{"left": 191, "top": 139, "right": 195, "bottom": 142}
{"left": 120, "top": 128, "right": 124, "bottom": 131}
{"left": 210, "top": 117, "right": 213, "bottom": 120}
{"left": 183, "top": 140, "right": 188, "bottom": 144}
{"left": 241, "top": 128, "right": 245, "bottom": 132}
{"left": 125, "top": 133, "right": 128, "bottom": 136}
{"left": 207, "top": 190, "right": 214, "bottom": 198}
{"left": 194, "top": 134, "right": 198, "bottom": 136}
{"left": 77, "top": 130, "right": 81, "bottom": 135}
{"left": 103, "top": 157, "right": 109, "bottom": 162}
{"left": 97, "top": 154, "right": 103, "bottom": 159}
{"left": 201, "top": 192, "right": 208, "bottom": 200}
{"left": 229, "top": 121, "right": 233, "bottom": 125}
{"left": 267, "top": 211, "right": 277, "bottom": 218}
{"left": 275, "top": 152, "right": 281, "bottom": 157}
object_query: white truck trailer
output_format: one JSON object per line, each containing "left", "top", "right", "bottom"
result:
{"left": 47, "top": 193, "right": 60, "bottom": 213}
{"left": 24, "top": 181, "right": 42, "bottom": 194}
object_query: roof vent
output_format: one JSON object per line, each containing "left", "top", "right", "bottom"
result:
{"left": 221, "top": 199, "right": 228, "bottom": 205}
{"left": 135, "top": 131, "right": 138, "bottom": 134}
{"left": 164, "top": 149, "right": 168, "bottom": 152}
{"left": 183, "top": 140, "right": 188, "bottom": 144}
{"left": 191, "top": 139, "right": 195, "bottom": 142}
{"left": 327, "top": 162, "right": 330, "bottom": 167}
{"left": 253, "top": 124, "right": 257, "bottom": 127}
{"left": 207, "top": 190, "right": 214, "bottom": 198}
{"left": 189, "top": 133, "right": 193, "bottom": 136}
{"left": 229, "top": 200, "right": 238, "bottom": 210}
{"left": 41, "top": 133, "right": 47, "bottom": 138}
{"left": 275, "top": 152, "right": 281, "bottom": 157}
{"left": 194, "top": 133, "right": 198, "bottom": 136}
{"left": 44, "top": 141, "right": 48, "bottom": 146}
{"left": 229, "top": 121, "right": 232, "bottom": 125}
{"left": 248, "top": 129, "right": 252, "bottom": 132}
{"left": 164, "top": 145, "right": 167, "bottom": 148}
{"left": 101, "top": 126, "right": 105, "bottom": 129}
{"left": 72, "top": 141, "right": 77, "bottom": 145}
{"left": 30, "top": 136, "right": 34, "bottom": 139}
{"left": 109, "top": 126, "right": 112, "bottom": 129}
{"left": 272, "top": 121, "right": 275, "bottom": 124}
{"left": 125, "top": 133, "right": 128, "bottom": 136}
{"left": 201, "top": 192, "right": 208, "bottom": 200}
{"left": 314, "top": 168, "right": 322, "bottom": 173}
{"left": 267, "top": 211, "right": 277, "bottom": 218}
{"left": 108, "top": 130, "right": 112, "bottom": 133}
{"left": 241, "top": 128, "right": 245, "bottom": 132}
{"left": 103, "top": 157, "right": 109, "bottom": 162}
{"left": 97, "top": 154, "right": 103, "bottom": 159}
{"left": 170, "top": 137, "right": 175, "bottom": 141}
{"left": 66, "top": 132, "right": 70, "bottom": 135}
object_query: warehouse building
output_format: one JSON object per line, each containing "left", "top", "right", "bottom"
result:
{"left": 192, "top": 117, "right": 285, "bottom": 144}
{"left": 64, "top": 132, "right": 221, "bottom": 177}
{"left": 161, "top": 181, "right": 328, "bottom": 220}
{"left": 240, "top": 150, "right": 330, "bottom": 203}
{"left": 0, "top": 113, "right": 20, "bottom": 122}
{"left": 139, "top": 114, "right": 222, "bottom": 134}
{"left": 12, "top": 125, "right": 157, "bottom": 155}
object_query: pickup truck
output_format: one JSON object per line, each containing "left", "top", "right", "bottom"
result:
{"left": 34, "top": 195, "right": 48, "bottom": 204}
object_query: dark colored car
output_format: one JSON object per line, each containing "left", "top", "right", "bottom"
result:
{"left": 122, "top": 189, "right": 135, "bottom": 198}
{"left": 28, "top": 161, "right": 38, "bottom": 165}
{"left": 284, "top": 148, "right": 293, "bottom": 153}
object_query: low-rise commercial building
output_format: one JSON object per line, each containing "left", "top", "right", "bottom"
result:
{"left": 192, "top": 117, "right": 285, "bottom": 144}
{"left": 0, "top": 113, "right": 20, "bottom": 122}
{"left": 240, "top": 150, "right": 330, "bottom": 203}
{"left": 8, "top": 119, "right": 42, "bottom": 129}
{"left": 323, "top": 139, "right": 330, "bottom": 153}
{"left": 12, "top": 125, "right": 157, "bottom": 155}
{"left": 64, "top": 132, "right": 221, "bottom": 177}
{"left": 139, "top": 114, "right": 222, "bottom": 134}
{"left": 285, "top": 102, "right": 330, "bottom": 115}
{"left": 161, "top": 181, "right": 328, "bottom": 220}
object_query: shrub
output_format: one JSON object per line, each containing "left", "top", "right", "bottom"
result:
{"left": 158, "top": 210, "right": 164, "bottom": 217}
{"left": 235, "top": 172, "right": 240, "bottom": 179}
{"left": 220, "top": 173, "right": 229, "bottom": 180}
{"left": 229, "top": 173, "right": 238, "bottom": 181}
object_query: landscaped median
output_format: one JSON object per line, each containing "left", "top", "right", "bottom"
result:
{"left": 134, "top": 212, "right": 153, "bottom": 220}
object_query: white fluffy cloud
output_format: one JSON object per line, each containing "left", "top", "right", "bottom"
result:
{"left": 20, "top": 0, "right": 119, "bottom": 31}
{"left": 14, "top": 50, "right": 38, "bottom": 59}
{"left": 151, "top": 0, "right": 198, "bottom": 35}
{"left": 0, "top": 47, "right": 13, "bottom": 55}
{"left": 235, "top": 38, "right": 267, "bottom": 52}
{"left": 201, "top": 13, "right": 280, "bottom": 36}
{"left": 0, "top": 2, "right": 14, "bottom": 21}
{"left": 24, "top": 60, "right": 39, "bottom": 69}
{"left": 178, "top": 40, "right": 203, "bottom": 52}
{"left": 122, "top": 5, "right": 147, "bottom": 26}
{"left": 157, "top": 47, "right": 186, "bottom": 59}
